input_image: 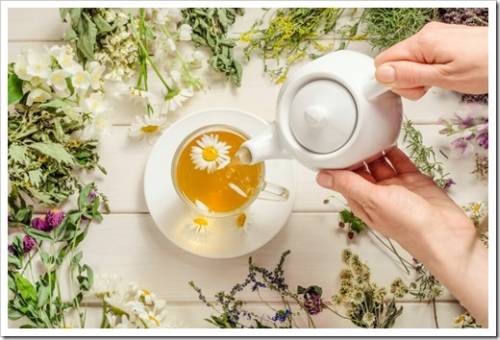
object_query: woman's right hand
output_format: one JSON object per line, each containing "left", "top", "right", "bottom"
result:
{"left": 374, "top": 22, "right": 488, "bottom": 100}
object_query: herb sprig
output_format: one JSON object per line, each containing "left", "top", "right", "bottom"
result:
{"left": 182, "top": 8, "right": 245, "bottom": 86}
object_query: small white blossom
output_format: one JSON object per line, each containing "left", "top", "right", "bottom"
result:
{"left": 72, "top": 70, "right": 91, "bottom": 90}
{"left": 162, "top": 87, "right": 193, "bottom": 113}
{"left": 87, "top": 61, "right": 105, "bottom": 90}
{"left": 26, "top": 49, "right": 52, "bottom": 79}
{"left": 26, "top": 88, "right": 51, "bottom": 106}
{"left": 48, "top": 69, "right": 69, "bottom": 92}
{"left": 178, "top": 24, "right": 193, "bottom": 41}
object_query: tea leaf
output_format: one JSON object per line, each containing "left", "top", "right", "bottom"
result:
{"left": 29, "top": 142, "right": 74, "bottom": 165}
{"left": 8, "top": 72, "right": 23, "bottom": 105}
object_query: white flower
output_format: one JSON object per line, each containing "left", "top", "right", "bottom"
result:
{"left": 362, "top": 312, "right": 375, "bottom": 327}
{"left": 26, "top": 49, "right": 52, "bottom": 79}
{"left": 190, "top": 134, "right": 231, "bottom": 173}
{"left": 83, "top": 92, "right": 106, "bottom": 115}
{"left": 155, "top": 8, "right": 182, "bottom": 26}
{"left": 47, "top": 69, "right": 69, "bottom": 92}
{"left": 13, "top": 49, "right": 32, "bottom": 81}
{"left": 26, "top": 88, "right": 51, "bottom": 106}
{"left": 129, "top": 114, "right": 169, "bottom": 142}
{"left": 190, "top": 50, "right": 205, "bottom": 68}
{"left": 91, "top": 274, "right": 120, "bottom": 298}
{"left": 165, "top": 37, "right": 176, "bottom": 53}
{"left": 87, "top": 61, "right": 105, "bottom": 90}
{"left": 50, "top": 45, "right": 82, "bottom": 74}
{"left": 80, "top": 110, "right": 110, "bottom": 139}
{"left": 72, "top": 70, "right": 91, "bottom": 90}
{"left": 190, "top": 217, "right": 209, "bottom": 233}
{"left": 162, "top": 87, "right": 193, "bottom": 113}
{"left": 178, "top": 24, "right": 193, "bottom": 41}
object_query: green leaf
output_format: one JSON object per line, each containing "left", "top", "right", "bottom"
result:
{"left": 14, "top": 274, "right": 37, "bottom": 302}
{"left": 78, "top": 13, "right": 98, "bottom": 60}
{"left": 93, "top": 13, "right": 113, "bottom": 34}
{"left": 25, "top": 228, "right": 53, "bottom": 242}
{"left": 37, "top": 285, "right": 50, "bottom": 307}
{"left": 78, "top": 183, "right": 93, "bottom": 210}
{"left": 8, "top": 72, "right": 23, "bottom": 105}
{"left": 8, "top": 305, "right": 24, "bottom": 320}
{"left": 9, "top": 144, "right": 28, "bottom": 164}
{"left": 39, "top": 99, "right": 71, "bottom": 110}
{"left": 28, "top": 170, "right": 43, "bottom": 188}
{"left": 63, "top": 28, "right": 78, "bottom": 41}
{"left": 29, "top": 142, "right": 74, "bottom": 164}
{"left": 8, "top": 255, "right": 22, "bottom": 269}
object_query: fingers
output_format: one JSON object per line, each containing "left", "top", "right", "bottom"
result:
{"left": 354, "top": 167, "right": 376, "bottom": 183}
{"left": 316, "top": 170, "right": 377, "bottom": 205}
{"left": 367, "top": 157, "right": 396, "bottom": 181}
{"left": 392, "top": 87, "right": 429, "bottom": 101}
{"left": 375, "top": 61, "right": 443, "bottom": 90}
{"left": 384, "top": 147, "right": 419, "bottom": 174}
{"left": 374, "top": 34, "right": 422, "bottom": 67}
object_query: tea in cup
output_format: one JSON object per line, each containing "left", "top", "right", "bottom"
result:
{"left": 172, "top": 125, "right": 289, "bottom": 217}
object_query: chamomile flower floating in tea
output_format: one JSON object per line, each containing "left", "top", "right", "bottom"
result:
{"left": 129, "top": 114, "right": 169, "bottom": 142}
{"left": 235, "top": 212, "right": 252, "bottom": 232}
{"left": 190, "top": 134, "right": 231, "bottom": 173}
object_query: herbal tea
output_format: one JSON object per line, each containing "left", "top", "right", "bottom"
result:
{"left": 174, "top": 128, "right": 264, "bottom": 214}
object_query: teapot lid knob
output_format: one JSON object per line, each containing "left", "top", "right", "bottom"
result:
{"left": 289, "top": 79, "right": 357, "bottom": 154}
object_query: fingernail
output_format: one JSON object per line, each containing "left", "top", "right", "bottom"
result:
{"left": 376, "top": 65, "right": 396, "bottom": 84}
{"left": 317, "top": 172, "right": 333, "bottom": 188}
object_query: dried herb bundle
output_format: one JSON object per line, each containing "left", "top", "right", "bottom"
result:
{"left": 241, "top": 8, "right": 344, "bottom": 82}
{"left": 182, "top": 8, "right": 245, "bottom": 86}
{"left": 362, "top": 8, "right": 436, "bottom": 51}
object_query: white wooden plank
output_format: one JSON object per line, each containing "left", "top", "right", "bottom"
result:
{"left": 27, "top": 212, "right": 453, "bottom": 302}
{"left": 8, "top": 301, "right": 465, "bottom": 328}
{"left": 8, "top": 41, "right": 472, "bottom": 127}
{"left": 8, "top": 8, "right": 67, "bottom": 41}
{"left": 75, "top": 125, "right": 487, "bottom": 213}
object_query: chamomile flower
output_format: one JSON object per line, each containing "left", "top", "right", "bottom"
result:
{"left": 129, "top": 115, "right": 168, "bottom": 142}
{"left": 235, "top": 212, "right": 252, "bottom": 232}
{"left": 362, "top": 312, "right": 376, "bottom": 327}
{"left": 190, "top": 217, "right": 209, "bottom": 233}
{"left": 162, "top": 87, "right": 193, "bottom": 113}
{"left": 190, "top": 134, "right": 231, "bottom": 173}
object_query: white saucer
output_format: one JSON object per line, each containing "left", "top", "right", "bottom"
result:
{"left": 144, "top": 108, "right": 296, "bottom": 259}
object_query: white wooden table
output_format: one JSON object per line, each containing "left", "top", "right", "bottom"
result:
{"left": 8, "top": 8, "right": 488, "bottom": 328}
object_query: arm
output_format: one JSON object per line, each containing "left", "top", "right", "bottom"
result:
{"left": 317, "top": 148, "right": 488, "bottom": 326}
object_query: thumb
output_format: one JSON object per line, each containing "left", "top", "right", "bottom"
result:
{"left": 376, "top": 61, "right": 444, "bottom": 89}
{"left": 316, "top": 170, "right": 377, "bottom": 205}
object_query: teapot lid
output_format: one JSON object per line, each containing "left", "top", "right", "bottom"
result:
{"left": 289, "top": 79, "right": 357, "bottom": 154}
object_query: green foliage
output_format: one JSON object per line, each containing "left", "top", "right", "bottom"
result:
{"left": 241, "top": 8, "right": 344, "bottom": 82}
{"left": 362, "top": 8, "right": 436, "bottom": 50}
{"left": 8, "top": 67, "right": 24, "bottom": 105}
{"left": 8, "top": 95, "right": 104, "bottom": 206}
{"left": 402, "top": 120, "right": 451, "bottom": 188}
{"left": 8, "top": 184, "right": 106, "bottom": 328}
{"left": 182, "top": 8, "right": 245, "bottom": 86}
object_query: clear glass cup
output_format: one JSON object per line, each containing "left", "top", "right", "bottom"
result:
{"left": 172, "top": 124, "right": 289, "bottom": 218}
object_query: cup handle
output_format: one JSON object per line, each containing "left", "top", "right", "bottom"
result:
{"left": 257, "top": 181, "right": 289, "bottom": 201}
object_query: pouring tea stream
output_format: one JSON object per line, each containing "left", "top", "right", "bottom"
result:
{"left": 237, "top": 50, "right": 403, "bottom": 170}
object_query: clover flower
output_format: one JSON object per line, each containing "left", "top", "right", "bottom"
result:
{"left": 22, "top": 235, "right": 36, "bottom": 253}
{"left": 46, "top": 209, "right": 65, "bottom": 229}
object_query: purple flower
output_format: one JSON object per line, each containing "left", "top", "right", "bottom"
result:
{"left": 8, "top": 244, "right": 16, "bottom": 254}
{"left": 272, "top": 309, "right": 291, "bottom": 322}
{"left": 46, "top": 209, "right": 65, "bottom": 230}
{"left": 476, "top": 129, "right": 488, "bottom": 150}
{"left": 443, "top": 178, "right": 456, "bottom": 190}
{"left": 304, "top": 294, "right": 323, "bottom": 315}
{"left": 451, "top": 137, "right": 473, "bottom": 156}
{"left": 31, "top": 216, "right": 49, "bottom": 231}
{"left": 88, "top": 191, "right": 97, "bottom": 203}
{"left": 23, "top": 235, "right": 36, "bottom": 253}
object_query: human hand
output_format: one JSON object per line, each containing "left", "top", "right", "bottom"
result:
{"left": 374, "top": 22, "right": 488, "bottom": 100}
{"left": 316, "top": 147, "right": 487, "bottom": 326}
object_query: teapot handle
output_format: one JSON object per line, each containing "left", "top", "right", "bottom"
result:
{"left": 364, "top": 78, "right": 390, "bottom": 101}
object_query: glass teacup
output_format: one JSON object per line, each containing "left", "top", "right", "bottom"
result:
{"left": 172, "top": 124, "right": 289, "bottom": 219}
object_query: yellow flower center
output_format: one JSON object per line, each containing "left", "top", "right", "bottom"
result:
{"left": 202, "top": 146, "right": 219, "bottom": 161}
{"left": 141, "top": 125, "right": 160, "bottom": 133}
{"left": 142, "top": 289, "right": 151, "bottom": 296}
{"left": 148, "top": 314, "right": 160, "bottom": 326}
{"left": 194, "top": 217, "right": 208, "bottom": 227}
{"left": 236, "top": 213, "right": 247, "bottom": 228}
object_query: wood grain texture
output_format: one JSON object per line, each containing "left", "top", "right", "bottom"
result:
{"left": 7, "top": 7, "right": 487, "bottom": 329}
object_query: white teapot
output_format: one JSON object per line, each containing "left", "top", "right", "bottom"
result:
{"left": 238, "top": 50, "right": 403, "bottom": 170}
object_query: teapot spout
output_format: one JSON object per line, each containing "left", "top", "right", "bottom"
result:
{"left": 237, "top": 123, "right": 289, "bottom": 165}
